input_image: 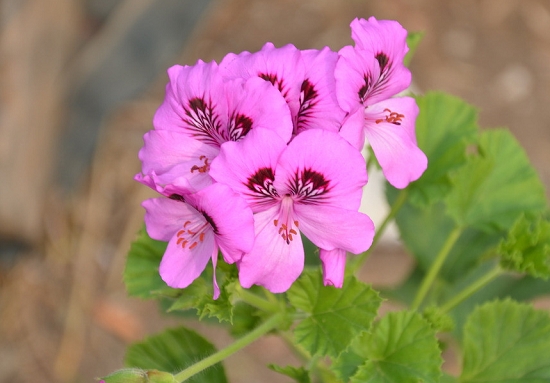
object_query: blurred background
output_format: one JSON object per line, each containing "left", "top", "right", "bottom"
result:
{"left": 1, "top": 0, "right": 549, "bottom": 382}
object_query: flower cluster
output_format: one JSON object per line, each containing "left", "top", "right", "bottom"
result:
{"left": 136, "top": 17, "right": 427, "bottom": 298}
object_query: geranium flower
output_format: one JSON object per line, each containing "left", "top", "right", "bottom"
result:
{"left": 139, "top": 60, "right": 293, "bottom": 192}
{"left": 209, "top": 128, "right": 374, "bottom": 292}
{"left": 335, "top": 17, "right": 427, "bottom": 188}
{"left": 142, "top": 183, "right": 255, "bottom": 299}
{"left": 220, "top": 43, "right": 345, "bottom": 135}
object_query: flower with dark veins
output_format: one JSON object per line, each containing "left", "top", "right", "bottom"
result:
{"left": 210, "top": 128, "right": 374, "bottom": 292}
{"left": 220, "top": 43, "right": 345, "bottom": 135}
{"left": 335, "top": 17, "right": 427, "bottom": 188}
{"left": 142, "top": 183, "right": 255, "bottom": 299}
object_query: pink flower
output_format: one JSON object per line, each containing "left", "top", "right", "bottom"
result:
{"left": 142, "top": 183, "right": 255, "bottom": 299}
{"left": 335, "top": 17, "right": 427, "bottom": 188}
{"left": 220, "top": 43, "right": 345, "bottom": 135}
{"left": 137, "top": 60, "right": 293, "bottom": 192}
{"left": 210, "top": 128, "right": 374, "bottom": 292}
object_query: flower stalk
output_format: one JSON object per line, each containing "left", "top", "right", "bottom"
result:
{"left": 173, "top": 313, "right": 286, "bottom": 382}
{"left": 411, "top": 226, "right": 463, "bottom": 310}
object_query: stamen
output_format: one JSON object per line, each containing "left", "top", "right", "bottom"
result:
{"left": 375, "top": 108, "right": 405, "bottom": 125}
{"left": 190, "top": 156, "right": 210, "bottom": 174}
{"left": 273, "top": 219, "right": 278, "bottom": 226}
{"left": 189, "top": 242, "right": 198, "bottom": 250}
{"left": 175, "top": 218, "right": 210, "bottom": 250}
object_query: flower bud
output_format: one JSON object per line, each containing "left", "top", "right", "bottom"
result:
{"left": 98, "top": 368, "right": 175, "bottom": 383}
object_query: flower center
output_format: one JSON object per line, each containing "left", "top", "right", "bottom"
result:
{"left": 288, "top": 168, "right": 330, "bottom": 204}
{"left": 176, "top": 219, "right": 211, "bottom": 250}
{"left": 273, "top": 197, "right": 299, "bottom": 245}
{"left": 190, "top": 155, "right": 210, "bottom": 174}
{"left": 375, "top": 108, "right": 405, "bottom": 125}
{"left": 182, "top": 97, "right": 226, "bottom": 146}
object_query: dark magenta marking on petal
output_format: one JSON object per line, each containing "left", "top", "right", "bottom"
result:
{"left": 297, "top": 79, "right": 319, "bottom": 129}
{"left": 375, "top": 52, "right": 390, "bottom": 73}
{"left": 246, "top": 167, "right": 279, "bottom": 200}
{"left": 169, "top": 194, "right": 186, "bottom": 202}
{"left": 259, "top": 72, "right": 289, "bottom": 99}
{"left": 289, "top": 168, "right": 330, "bottom": 203}
{"left": 202, "top": 211, "right": 219, "bottom": 234}
{"left": 358, "top": 74, "right": 372, "bottom": 104}
{"left": 228, "top": 113, "right": 253, "bottom": 141}
{"left": 182, "top": 97, "right": 227, "bottom": 146}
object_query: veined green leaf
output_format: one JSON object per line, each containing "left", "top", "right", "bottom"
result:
{"left": 406, "top": 92, "right": 478, "bottom": 206}
{"left": 460, "top": 300, "right": 550, "bottom": 383}
{"left": 287, "top": 269, "right": 381, "bottom": 357}
{"left": 445, "top": 129, "right": 547, "bottom": 232}
{"left": 499, "top": 213, "right": 550, "bottom": 279}
{"left": 333, "top": 311, "right": 442, "bottom": 383}
{"left": 125, "top": 327, "right": 227, "bottom": 383}
{"left": 124, "top": 228, "right": 172, "bottom": 298}
{"left": 268, "top": 365, "right": 311, "bottom": 383}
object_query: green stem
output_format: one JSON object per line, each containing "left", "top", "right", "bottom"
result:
{"left": 349, "top": 188, "right": 408, "bottom": 274}
{"left": 236, "top": 285, "right": 279, "bottom": 313}
{"left": 411, "top": 226, "right": 463, "bottom": 310}
{"left": 440, "top": 265, "right": 503, "bottom": 313}
{"left": 174, "top": 313, "right": 285, "bottom": 382}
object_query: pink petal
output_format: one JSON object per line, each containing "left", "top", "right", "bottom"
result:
{"left": 319, "top": 248, "right": 347, "bottom": 288}
{"left": 153, "top": 61, "right": 230, "bottom": 146}
{"left": 220, "top": 43, "right": 305, "bottom": 130}
{"left": 159, "top": 229, "right": 216, "bottom": 289}
{"left": 185, "top": 183, "right": 256, "bottom": 264}
{"left": 224, "top": 77, "right": 293, "bottom": 144}
{"left": 142, "top": 197, "right": 198, "bottom": 242}
{"left": 274, "top": 129, "right": 367, "bottom": 210}
{"left": 294, "top": 203, "right": 375, "bottom": 254}
{"left": 335, "top": 45, "right": 411, "bottom": 110}
{"left": 209, "top": 128, "right": 286, "bottom": 212}
{"left": 339, "top": 106, "right": 368, "bottom": 150}
{"left": 238, "top": 207, "right": 304, "bottom": 293}
{"left": 364, "top": 97, "right": 428, "bottom": 188}
{"left": 139, "top": 130, "right": 219, "bottom": 192}
{"left": 296, "top": 47, "right": 346, "bottom": 133}
{"left": 350, "top": 17, "right": 409, "bottom": 64}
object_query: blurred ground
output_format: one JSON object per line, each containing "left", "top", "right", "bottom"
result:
{"left": 0, "top": 0, "right": 549, "bottom": 382}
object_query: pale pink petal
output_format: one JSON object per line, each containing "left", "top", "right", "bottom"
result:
{"left": 274, "top": 129, "right": 367, "bottom": 210}
{"left": 238, "top": 207, "right": 304, "bottom": 293}
{"left": 364, "top": 97, "right": 427, "bottom": 188}
{"left": 138, "top": 130, "right": 219, "bottom": 192}
{"left": 159, "top": 229, "right": 216, "bottom": 289}
{"left": 209, "top": 128, "right": 286, "bottom": 212}
{"left": 220, "top": 43, "right": 305, "bottom": 130}
{"left": 319, "top": 248, "right": 347, "bottom": 288}
{"left": 142, "top": 197, "right": 197, "bottom": 242}
{"left": 211, "top": 249, "right": 221, "bottom": 299}
{"left": 350, "top": 17, "right": 409, "bottom": 65}
{"left": 224, "top": 77, "right": 293, "bottom": 143}
{"left": 153, "top": 61, "right": 230, "bottom": 146}
{"left": 336, "top": 45, "right": 411, "bottom": 110}
{"left": 297, "top": 47, "right": 346, "bottom": 133}
{"left": 294, "top": 204, "right": 374, "bottom": 254}
{"left": 186, "top": 183, "right": 256, "bottom": 264}
{"left": 339, "top": 106, "right": 368, "bottom": 150}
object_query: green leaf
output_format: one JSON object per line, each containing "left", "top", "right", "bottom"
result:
{"left": 422, "top": 306, "right": 455, "bottom": 332}
{"left": 333, "top": 311, "right": 442, "bottom": 383}
{"left": 125, "top": 327, "right": 227, "bottom": 383}
{"left": 499, "top": 213, "right": 550, "bottom": 279}
{"left": 445, "top": 129, "right": 547, "bottom": 232}
{"left": 287, "top": 269, "right": 381, "bottom": 357}
{"left": 460, "top": 299, "right": 550, "bottom": 383}
{"left": 404, "top": 31, "right": 424, "bottom": 66}
{"left": 268, "top": 365, "right": 311, "bottom": 383}
{"left": 407, "top": 92, "right": 478, "bottom": 206}
{"left": 168, "top": 277, "right": 234, "bottom": 323}
{"left": 387, "top": 188, "right": 502, "bottom": 284}
{"left": 124, "top": 228, "right": 172, "bottom": 298}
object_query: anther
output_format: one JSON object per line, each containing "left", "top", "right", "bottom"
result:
{"left": 189, "top": 242, "right": 198, "bottom": 250}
